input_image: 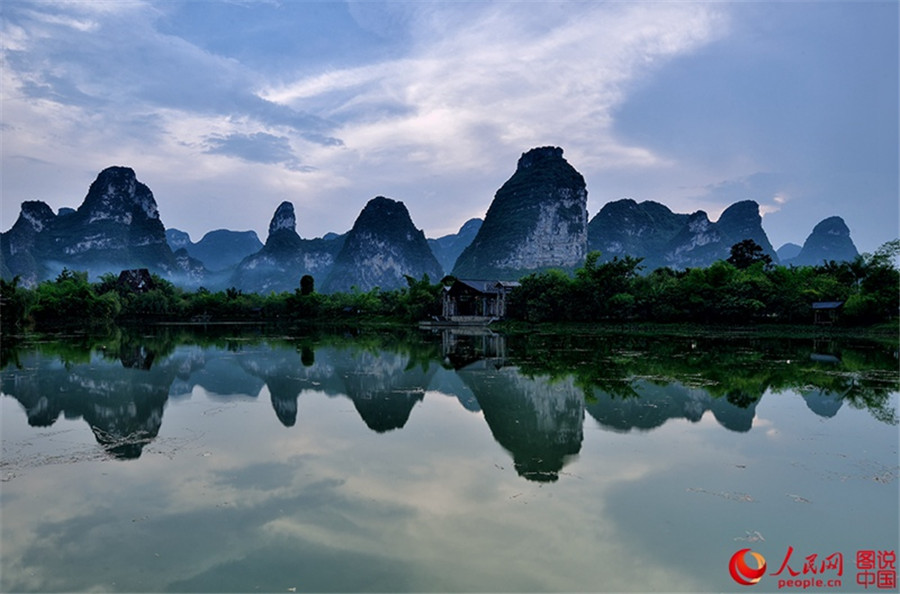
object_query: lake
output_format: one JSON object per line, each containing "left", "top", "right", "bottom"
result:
{"left": 1, "top": 327, "right": 897, "bottom": 592}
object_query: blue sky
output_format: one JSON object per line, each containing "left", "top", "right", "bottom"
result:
{"left": 2, "top": 1, "right": 897, "bottom": 253}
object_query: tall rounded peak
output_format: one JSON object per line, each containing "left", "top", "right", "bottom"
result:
{"left": 599, "top": 198, "right": 640, "bottom": 213}
{"left": 718, "top": 200, "right": 761, "bottom": 223}
{"left": 16, "top": 201, "right": 56, "bottom": 232}
{"left": 96, "top": 166, "right": 137, "bottom": 181}
{"left": 365, "top": 195, "right": 402, "bottom": 209}
{"left": 517, "top": 146, "right": 565, "bottom": 169}
{"left": 268, "top": 201, "right": 296, "bottom": 235}
{"left": 81, "top": 166, "right": 159, "bottom": 222}
{"left": 90, "top": 166, "right": 138, "bottom": 197}
{"left": 355, "top": 196, "right": 414, "bottom": 227}
{"left": 811, "top": 216, "right": 850, "bottom": 236}
{"left": 366, "top": 196, "right": 403, "bottom": 208}
{"left": 717, "top": 201, "right": 762, "bottom": 234}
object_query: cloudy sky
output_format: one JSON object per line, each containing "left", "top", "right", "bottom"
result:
{"left": 1, "top": 1, "right": 897, "bottom": 253}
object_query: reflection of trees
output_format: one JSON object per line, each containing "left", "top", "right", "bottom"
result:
{"left": 505, "top": 332, "right": 899, "bottom": 427}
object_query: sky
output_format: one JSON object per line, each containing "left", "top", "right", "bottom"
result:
{"left": 1, "top": 0, "right": 897, "bottom": 254}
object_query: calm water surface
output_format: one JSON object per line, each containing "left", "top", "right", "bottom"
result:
{"left": 1, "top": 328, "right": 897, "bottom": 592}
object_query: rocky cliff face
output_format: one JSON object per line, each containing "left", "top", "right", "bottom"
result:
{"left": 165, "top": 228, "right": 192, "bottom": 251}
{"left": 1, "top": 167, "right": 187, "bottom": 286}
{"left": 322, "top": 196, "right": 443, "bottom": 293}
{"left": 452, "top": 147, "right": 588, "bottom": 279}
{"left": 0, "top": 201, "right": 58, "bottom": 285}
{"left": 587, "top": 198, "right": 777, "bottom": 270}
{"left": 587, "top": 199, "right": 687, "bottom": 268}
{"left": 55, "top": 167, "right": 171, "bottom": 265}
{"left": 428, "top": 218, "right": 482, "bottom": 276}
{"left": 715, "top": 199, "right": 777, "bottom": 258}
{"left": 230, "top": 201, "right": 344, "bottom": 293}
{"left": 789, "top": 216, "right": 859, "bottom": 266}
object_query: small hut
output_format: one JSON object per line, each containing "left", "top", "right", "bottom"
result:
{"left": 812, "top": 301, "right": 844, "bottom": 325}
{"left": 441, "top": 279, "right": 520, "bottom": 324}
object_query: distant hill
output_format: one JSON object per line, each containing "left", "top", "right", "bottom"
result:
{"left": 322, "top": 196, "right": 443, "bottom": 293}
{"left": 229, "top": 202, "right": 344, "bottom": 294}
{"left": 166, "top": 228, "right": 262, "bottom": 272}
{"left": 428, "top": 218, "right": 482, "bottom": 276}
{"left": 776, "top": 242, "right": 803, "bottom": 262}
{"left": 587, "top": 198, "right": 777, "bottom": 271}
{"left": 587, "top": 199, "right": 688, "bottom": 269}
{"left": 787, "top": 216, "right": 859, "bottom": 266}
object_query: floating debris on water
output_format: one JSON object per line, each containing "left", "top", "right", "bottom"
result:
{"left": 0, "top": 431, "right": 204, "bottom": 481}
{"left": 786, "top": 493, "right": 812, "bottom": 503}
{"left": 735, "top": 530, "right": 765, "bottom": 542}
{"left": 687, "top": 487, "right": 755, "bottom": 502}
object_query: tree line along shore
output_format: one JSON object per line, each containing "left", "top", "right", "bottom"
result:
{"left": 2, "top": 240, "right": 898, "bottom": 334}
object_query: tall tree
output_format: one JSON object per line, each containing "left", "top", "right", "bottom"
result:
{"left": 727, "top": 239, "right": 772, "bottom": 269}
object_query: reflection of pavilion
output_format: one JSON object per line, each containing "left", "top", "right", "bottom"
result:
{"left": 440, "top": 328, "right": 508, "bottom": 370}
{"left": 810, "top": 338, "right": 842, "bottom": 365}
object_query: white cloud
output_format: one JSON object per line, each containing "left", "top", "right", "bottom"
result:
{"left": 267, "top": 2, "right": 727, "bottom": 177}
{"left": 255, "top": 2, "right": 729, "bottom": 235}
{"left": 1, "top": 1, "right": 728, "bottom": 240}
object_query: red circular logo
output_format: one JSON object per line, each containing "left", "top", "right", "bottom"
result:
{"left": 729, "top": 548, "right": 767, "bottom": 586}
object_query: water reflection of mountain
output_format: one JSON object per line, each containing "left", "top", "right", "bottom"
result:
{"left": 1, "top": 331, "right": 896, "bottom": 470}
{"left": 168, "top": 345, "right": 265, "bottom": 400}
{"left": 800, "top": 389, "right": 844, "bottom": 418}
{"left": 1, "top": 349, "right": 175, "bottom": 459}
{"left": 237, "top": 346, "right": 436, "bottom": 431}
{"left": 457, "top": 360, "right": 584, "bottom": 482}
{"left": 586, "top": 380, "right": 759, "bottom": 433}
{"left": 335, "top": 350, "right": 434, "bottom": 432}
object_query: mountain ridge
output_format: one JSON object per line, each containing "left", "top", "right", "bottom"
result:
{"left": 2, "top": 155, "right": 867, "bottom": 290}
